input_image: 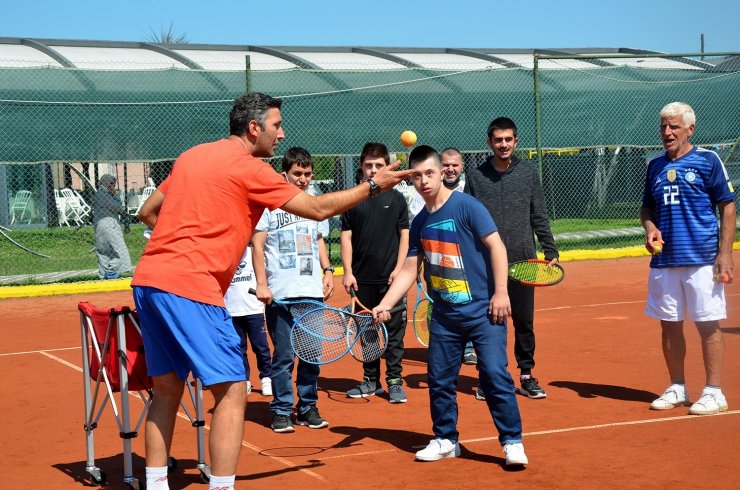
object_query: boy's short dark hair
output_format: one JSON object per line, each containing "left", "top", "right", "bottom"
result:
{"left": 487, "top": 117, "right": 518, "bottom": 140}
{"left": 282, "top": 147, "right": 313, "bottom": 173}
{"left": 359, "top": 142, "right": 390, "bottom": 165}
{"left": 408, "top": 145, "right": 440, "bottom": 168}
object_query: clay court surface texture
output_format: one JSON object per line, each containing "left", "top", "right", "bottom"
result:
{"left": 1, "top": 253, "right": 738, "bottom": 489}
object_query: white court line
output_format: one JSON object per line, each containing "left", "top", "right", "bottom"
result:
{"left": 37, "top": 351, "right": 325, "bottom": 481}
{"left": 460, "top": 409, "right": 740, "bottom": 445}
{"left": 535, "top": 292, "right": 738, "bottom": 312}
{"left": 3, "top": 291, "right": 739, "bottom": 359}
{"left": 0, "top": 346, "right": 80, "bottom": 357}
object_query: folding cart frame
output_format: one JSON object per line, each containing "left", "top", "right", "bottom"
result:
{"left": 79, "top": 302, "right": 211, "bottom": 488}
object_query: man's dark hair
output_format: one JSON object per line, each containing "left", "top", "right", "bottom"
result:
{"left": 440, "top": 147, "right": 462, "bottom": 158}
{"left": 229, "top": 92, "right": 282, "bottom": 136}
{"left": 359, "top": 142, "right": 390, "bottom": 165}
{"left": 487, "top": 117, "right": 518, "bottom": 139}
{"left": 282, "top": 147, "right": 313, "bottom": 173}
{"left": 408, "top": 145, "right": 440, "bottom": 168}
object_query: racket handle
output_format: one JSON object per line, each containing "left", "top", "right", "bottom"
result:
{"left": 248, "top": 288, "right": 256, "bottom": 295}
{"left": 388, "top": 304, "right": 406, "bottom": 315}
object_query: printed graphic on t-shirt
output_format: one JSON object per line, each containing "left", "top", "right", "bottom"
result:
{"left": 300, "top": 257, "right": 313, "bottom": 276}
{"left": 279, "top": 255, "right": 296, "bottom": 269}
{"left": 421, "top": 219, "right": 471, "bottom": 304}
{"left": 231, "top": 260, "right": 254, "bottom": 284}
{"left": 278, "top": 230, "right": 296, "bottom": 254}
{"left": 296, "top": 224, "right": 313, "bottom": 255}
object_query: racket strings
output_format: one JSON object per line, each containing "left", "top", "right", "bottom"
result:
{"left": 349, "top": 314, "right": 387, "bottom": 362}
{"left": 509, "top": 262, "right": 563, "bottom": 285}
{"left": 290, "top": 308, "right": 352, "bottom": 363}
{"left": 413, "top": 300, "right": 431, "bottom": 347}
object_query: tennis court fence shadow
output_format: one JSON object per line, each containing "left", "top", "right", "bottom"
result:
{"left": 549, "top": 381, "right": 657, "bottom": 403}
{"left": 720, "top": 326, "right": 740, "bottom": 334}
{"left": 53, "top": 454, "right": 203, "bottom": 490}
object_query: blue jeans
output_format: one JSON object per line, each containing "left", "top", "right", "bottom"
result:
{"left": 265, "top": 301, "right": 320, "bottom": 416}
{"left": 232, "top": 314, "right": 272, "bottom": 379}
{"left": 428, "top": 317, "right": 522, "bottom": 445}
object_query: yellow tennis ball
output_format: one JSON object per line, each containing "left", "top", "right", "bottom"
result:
{"left": 400, "top": 130, "right": 417, "bottom": 147}
{"left": 652, "top": 244, "right": 662, "bottom": 255}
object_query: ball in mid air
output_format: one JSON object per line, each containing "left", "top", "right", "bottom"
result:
{"left": 400, "top": 130, "right": 417, "bottom": 147}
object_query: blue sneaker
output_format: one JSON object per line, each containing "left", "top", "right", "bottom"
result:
{"left": 103, "top": 271, "right": 121, "bottom": 280}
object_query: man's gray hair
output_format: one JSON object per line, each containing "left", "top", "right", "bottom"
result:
{"left": 660, "top": 102, "right": 696, "bottom": 127}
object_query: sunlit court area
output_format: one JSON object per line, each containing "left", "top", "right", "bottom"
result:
{"left": 1, "top": 256, "right": 739, "bottom": 488}
{"left": 0, "top": 13, "right": 739, "bottom": 490}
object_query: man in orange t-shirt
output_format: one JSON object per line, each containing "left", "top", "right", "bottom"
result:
{"left": 132, "top": 92, "right": 412, "bottom": 490}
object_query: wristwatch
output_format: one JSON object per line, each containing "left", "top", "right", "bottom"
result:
{"left": 323, "top": 266, "right": 335, "bottom": 274}
{"left": 366, "top": 178, "right": 381, "bottom": 198}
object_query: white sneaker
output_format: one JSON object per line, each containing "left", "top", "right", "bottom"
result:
{"left": 503, "top": 442, "right": 528, "bottom": 466}
{"left": 650, "top": 385, "right": 689, "bottom": 410}
{"left": 415, "top": 439, "right": 460, "bottom": 462}
{"left": 689, "top": 390, "right": 728, "bottom": 415}
{"left": 261, "top": 377, "right": 273, "bottom": 397}
{"left": 246, "top": 380, "right": 252, "bottom": 395}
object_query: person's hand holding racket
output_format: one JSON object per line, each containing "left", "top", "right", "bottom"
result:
{"left": 372, "top": 303, "right": 396, "bottom": 324}
{"left": 342, "top": 271, "right": 358, "bottom": 294}
{"left": 254, "top": 283, "right": 274, "bottom": 304}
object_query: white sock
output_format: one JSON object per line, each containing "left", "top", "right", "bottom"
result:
{"left": 703, "top": 385, "right": 722, "bottom": 395}
{"left": 209, "top": 474, "right": 236, "bottom": 490}
{"left": 145, "top": 466, "right": 169, "bottom": 490}
{"left": 669, "top": 383, "right": 686, "bottom": 393}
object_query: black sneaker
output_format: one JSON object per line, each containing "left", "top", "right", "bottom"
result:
{"left": 296, "top": 406, "right": 329, "bottom": 429}
{"left": 271, "top": 414, "right": 295, "bottom": 433}
{"left": 474, "top": 387, "right": 486, "bottom": 400}
{"left": 519, "top": 377, "right": 547, "bottom": 399}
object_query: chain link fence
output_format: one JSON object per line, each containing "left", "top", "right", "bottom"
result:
{"left": 1, "top": 52, "right": 738, "bottom": 279}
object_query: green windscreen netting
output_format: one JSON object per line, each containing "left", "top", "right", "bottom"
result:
{"left": 1, "top": 53, "right": 738, "bottom": 277}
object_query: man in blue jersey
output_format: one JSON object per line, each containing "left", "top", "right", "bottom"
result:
{"left": 640, "top": 102, "right": 736, "bottom": 416}
{"left": 372, "top": 145, "right": 528, "bottom": 467}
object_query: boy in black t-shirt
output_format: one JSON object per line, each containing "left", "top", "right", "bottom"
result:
{"left": 341, "top": 142, "right": 410, "bottom": 403}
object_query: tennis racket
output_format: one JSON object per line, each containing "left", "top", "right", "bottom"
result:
{"left": 289, "top": 291, "right": 403, "bottom": 365}
{"left": 412, "top": 274, "right": 433, "bottom": 347}
{"left": 507, "top": 259, "right": 564, "bottom": 287}
{"left": 247, "top": 288, "right": 325, "bottom": 318}
{"left": 346, "top": 288, "right": 402, "bottom": 363}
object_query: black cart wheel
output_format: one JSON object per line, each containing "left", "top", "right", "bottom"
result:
{"left": 91, "top": 470, "right": 106, "bottom": 485}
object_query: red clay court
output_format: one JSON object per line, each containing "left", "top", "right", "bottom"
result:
{"left": 1, "top": 253, "right": 738, "bottom": 489}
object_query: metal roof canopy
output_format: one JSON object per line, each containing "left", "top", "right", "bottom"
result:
{"left": 0, "top": 37, "right": 730, "bottom": 71}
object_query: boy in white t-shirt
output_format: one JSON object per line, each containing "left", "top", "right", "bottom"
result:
{"left": 224, "top": 245, "right": 273, "bottom": 396}
{"left": 252, "top": 147, "right": 335, "bottom": 433}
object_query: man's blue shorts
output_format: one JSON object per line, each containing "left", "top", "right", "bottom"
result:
{"left": 133, "top": 286, "right": 246, "bottom": 387}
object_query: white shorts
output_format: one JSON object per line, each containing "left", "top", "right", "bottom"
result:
{"left": 645, "top": 265, "right": 726, "bottom": 322}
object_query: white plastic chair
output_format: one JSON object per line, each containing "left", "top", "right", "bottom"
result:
{"left": 130, "top": 186, "right": 156, "bottom": 218}
{"left": 73, "top": 189, "right": 92, "bottom": 218}
{"left": 54, "top": 189, "right": 71, "bottom": 226}
{"left": 9, "top": 190, "right": 32, "bottom": 225}
{"left": 61, "top": 188, "right": 90, "bottom": 226}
